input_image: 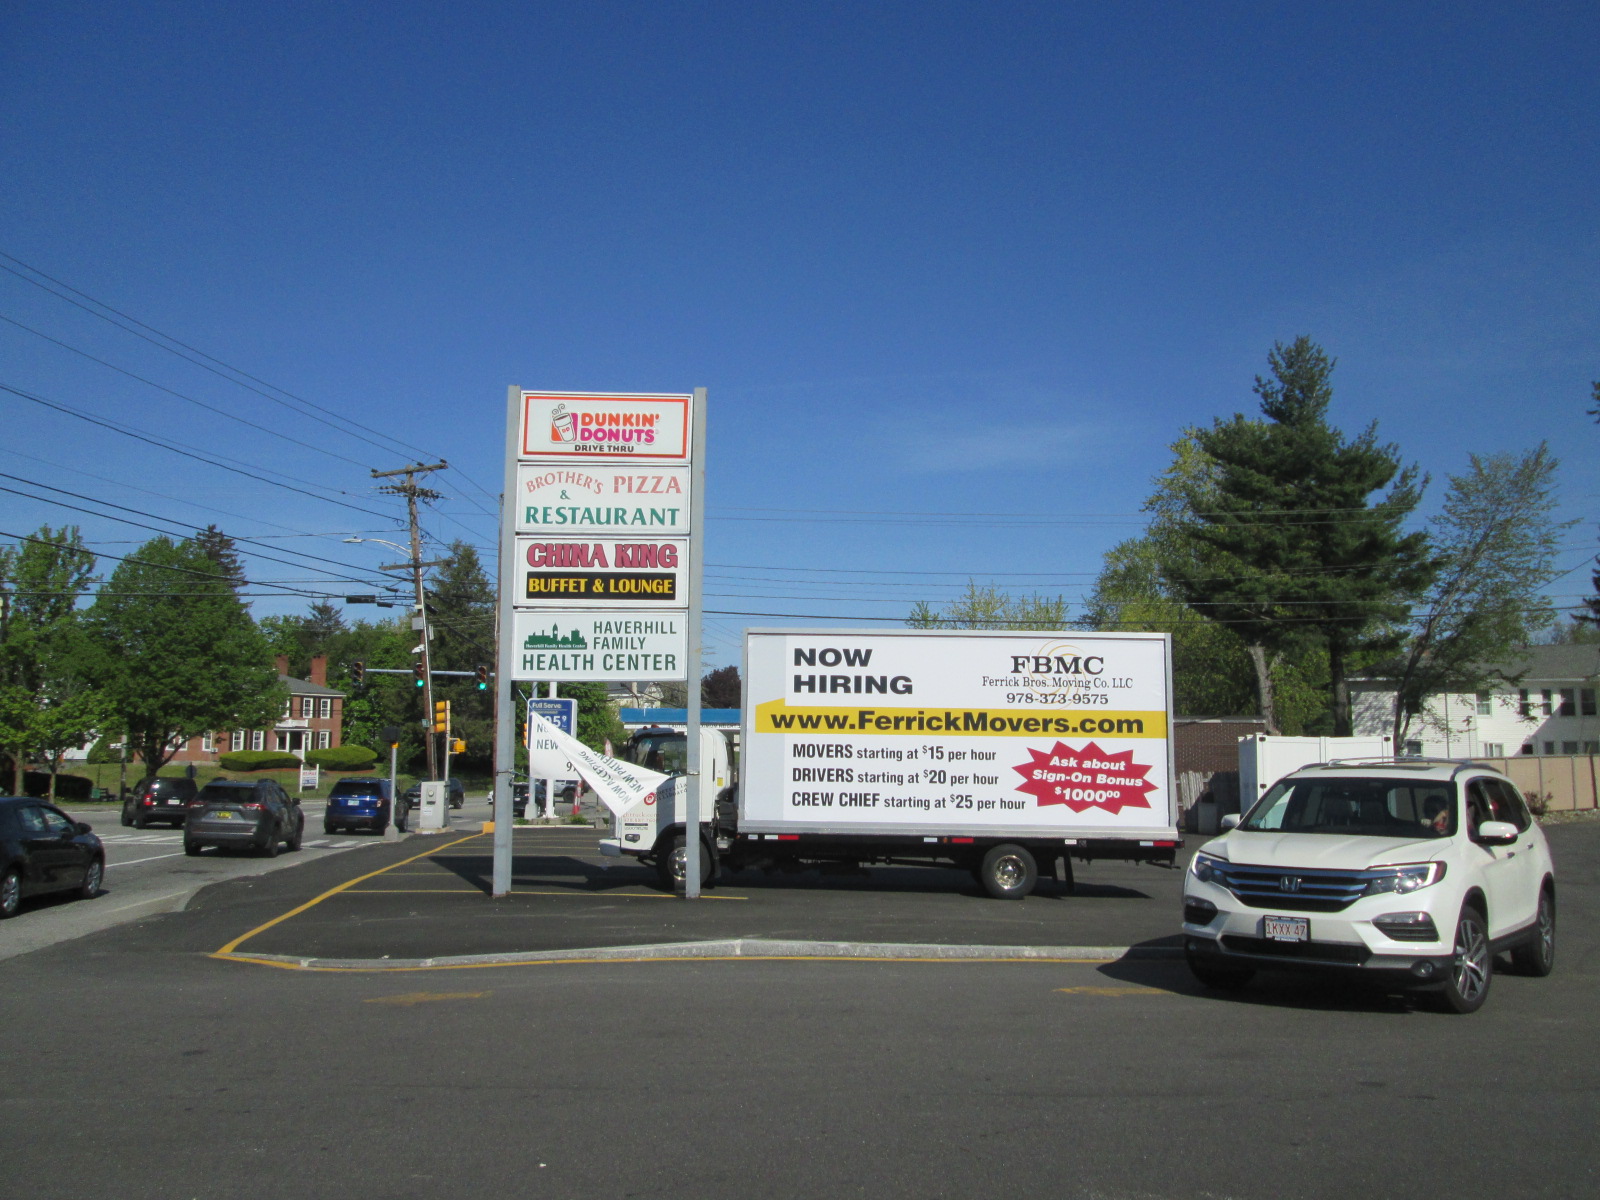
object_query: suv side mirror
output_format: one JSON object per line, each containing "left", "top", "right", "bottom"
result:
{"left": 1476, "top": 819, "right": 1518, "bottom": 846}
{"left": 1220, "top": 814, "right": 1240, "bottom": 830}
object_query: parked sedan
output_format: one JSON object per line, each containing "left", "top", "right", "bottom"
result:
{"left": 183, "top": 779, "right": 303, "bottom": 857}
{"left": 121, "top": 776, "right": 198, "bottom": 828}
{"left": 0, "top": 796, "right": 105, "bottom": 918}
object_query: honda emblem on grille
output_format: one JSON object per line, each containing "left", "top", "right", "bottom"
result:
{"left": 1280, "top": 876, "right": 1303, "bottom": 893}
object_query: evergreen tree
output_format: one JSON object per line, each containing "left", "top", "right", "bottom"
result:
{"left": 194, "top": 524, "right": 247, "bottom": 592}
{"left": 1163, "top": 338, "right": 1435, "bottom": 734}
{"left": 84, "top": 536, "right": 284, "bottom": 774}
{"left": 702, "top": 665, "right": 741, "bottom": 708}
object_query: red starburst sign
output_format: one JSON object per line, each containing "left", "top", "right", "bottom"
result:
{"left": 1012, "top": 741, "right": 1156, "bottom": 815}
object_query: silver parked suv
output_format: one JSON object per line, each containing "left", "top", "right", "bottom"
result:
{"left": 1182, "top": 758, "right": 1556, "bottom": 1013}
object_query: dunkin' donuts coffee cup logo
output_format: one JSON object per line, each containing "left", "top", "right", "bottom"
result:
{"left": 550, "top": 405, "right": 577, "bottom": 443}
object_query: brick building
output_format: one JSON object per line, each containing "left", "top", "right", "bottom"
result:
{"left": 169, "top": 654, "right": 346, "bottom": 765}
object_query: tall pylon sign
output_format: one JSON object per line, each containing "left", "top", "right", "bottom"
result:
{"left": 492, "top": 389, "right": 706, "bottom": 896}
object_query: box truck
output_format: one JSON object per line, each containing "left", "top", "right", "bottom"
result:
{"left": 599, "top": 629, "right": 1180, "bottom": 898}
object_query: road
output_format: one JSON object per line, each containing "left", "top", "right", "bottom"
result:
{"left": 0, "top": 816, "right": 1594, "bottom": 1198}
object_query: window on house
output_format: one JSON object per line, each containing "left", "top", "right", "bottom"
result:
{"left": 1520, "top": 743, "right": 1533, "bottom": 755}
{"left": 1475, "top": 693, "right": 1492, "bottom": 716}
{"left": 1403, "top": 740, "right": 1424, "bottom": 756}
{"left": 319, "top": 697, "right": 331, "bottom": 719}
{"left": 1481, "top": 743, "right": 1503, "bottom": 758}
{"left": 1559, "top": 689, "right": 1576, "bottom": 717}
{"left": 275, "top": 731, "right": 289, "bottom": 751}
{"left": 1584, "top": 741, "right": 1599, "bottom": 755}
{"left": 1542, "top": 741, "right": 1555, "bottom": 755}
{"left": 1582, "top": 689, "right": 1597, "bottom": 717}
{"left": 201, "top": 733, "right": 215, "bottom": 752}
{"left": 1519, "top": 689, "right": 1532, "bottom": 718}
{"left": 251, "top": 730, "right": 264, "bottom": 752}
{"left": 317, "top": 730, "right": 331, "bottom": 750}
{"left": 231, "top": 730, "right": 244, "bottom": 752}
{"left": 1562, "top": 741, "right": 1579, "bottom": 755}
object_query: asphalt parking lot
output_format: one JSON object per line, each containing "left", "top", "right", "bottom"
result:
{"left": 101, "top": 824, "right": 1187, "bottom": 967}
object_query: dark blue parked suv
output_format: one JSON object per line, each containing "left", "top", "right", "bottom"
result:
{"left": 324, "top": 777, "right": 408, "bottom": 835}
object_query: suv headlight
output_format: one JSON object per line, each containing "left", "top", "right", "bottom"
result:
{"left": 1191, "top": 852, "right": 1227, "bottom": 885}
{"left": 1362, "top": 862, "right": 1446, "bottom": 896}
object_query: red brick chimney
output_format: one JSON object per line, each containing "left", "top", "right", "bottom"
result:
{"left": 275, "top": 654, "right": 289, "bottom": 677}
{"left": 310, "top": 654, "right": 327, "bottom": 687}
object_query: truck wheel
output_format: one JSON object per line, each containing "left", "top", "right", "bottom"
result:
{"left": 656, "top": 835, "right": 712, "bottom": 890}
{"left": 978, "top": 844, "right": 1036, "bottom": 900}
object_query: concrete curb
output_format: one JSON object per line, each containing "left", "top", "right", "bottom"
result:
{"left": 217, "top": 937, "right": 1185, "bottom": 971}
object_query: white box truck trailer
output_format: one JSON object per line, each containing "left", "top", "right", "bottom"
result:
{"left": 600, "top": 628, "right": 1180, "bottom": 898}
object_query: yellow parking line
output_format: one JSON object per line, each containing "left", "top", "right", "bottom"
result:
{"left": 211, "top": 832, "right": 483, "bottom": 957}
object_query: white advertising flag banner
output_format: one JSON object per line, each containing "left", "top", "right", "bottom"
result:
{"left": 743, "top": 629, "right": 1172, "bottom": 835}
{"left": 525, "top": 712, "right": 668, "bottom": 819}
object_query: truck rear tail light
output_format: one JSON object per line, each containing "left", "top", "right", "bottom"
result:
{"left": 776, "top": 834, "right": 799, "bottom": 841}
{"left": 950, "top": 837, "right": 974, "bottom": 844}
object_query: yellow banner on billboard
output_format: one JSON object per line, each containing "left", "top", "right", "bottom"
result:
{"left": 754, "top": 699, "right": 1168, "bottom": 738}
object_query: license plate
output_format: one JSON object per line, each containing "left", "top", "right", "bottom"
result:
{"left": 213, "top": 811, "right": 235, "bottom": 820}
{"left": 345, "top": 798, "right": 361, "bottom": 807}
{"left": 1264, "top": 915, "right": 1309, "bottom": 942}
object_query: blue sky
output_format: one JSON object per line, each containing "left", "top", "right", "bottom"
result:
{"left": 2, "top": 1, "right": 1596, "bottom": 670}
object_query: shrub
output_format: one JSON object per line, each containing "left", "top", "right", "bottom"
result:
{"left": 218, "top": 750, "right": 302, "bottom": 772}
{"left": 306, "top": 745, "right": 379, "bottom": 771}
{"left": 23, "top": 771, "right": 94, "bottom": 800}
{"left": 86, "top": 735, "right": 122, "bottom": 764}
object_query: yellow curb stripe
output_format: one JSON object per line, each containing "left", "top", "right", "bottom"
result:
{"left": 212, "top": 832, "right": 484, "bottom": 956}
{"left": 213, "top": 953, "right": 1123, "bottom": 973}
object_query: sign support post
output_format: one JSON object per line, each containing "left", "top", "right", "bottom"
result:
{"left": 492, "top": 385, "right": 520, "bottom": 897}
{"left": 683, "top": 387, "right": 707, "bottom": 898}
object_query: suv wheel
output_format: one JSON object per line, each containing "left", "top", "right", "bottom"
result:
{"left": 1435, "top": 905, "right": 1492, "bottom": 1014}
{"left": 1510, "top": 888, "right": 1556, "bottom": 977}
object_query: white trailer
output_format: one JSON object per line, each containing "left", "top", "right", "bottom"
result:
{"left": 1236, "top": 734, "right": 1396, "bottom": 814}
{"left": 602, "top": 628, "right": 1181, "bottom": 898}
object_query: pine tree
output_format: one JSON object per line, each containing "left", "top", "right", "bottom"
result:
{"left": 1164, "top": 338, "right": 1435, "bottom": 734}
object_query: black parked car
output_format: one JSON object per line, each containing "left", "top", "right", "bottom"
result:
{"left": 401, "top": 777, "right": 466, "bottom": 810}
{"left": 121, "top": 776, "right": 199, "bottom": 828}
{"left": 0, "top": 796, "right": 104, "bottom": 918}
{"left": 184, "top": 779, "right": 303, "bottom": 857}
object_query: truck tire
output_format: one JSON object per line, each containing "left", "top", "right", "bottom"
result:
{"left": 978, "top": 844, "right": 1037, "bottom": 900}
{"left": 656, "top": 834, "right": 712, "bottom": 891}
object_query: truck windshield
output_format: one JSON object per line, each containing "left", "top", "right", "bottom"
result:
{"left": 623, "top": 732, "right": 687, "bottom": 776}
{"left": 1240, "top": 778, "right": 1455, "bottom": 838}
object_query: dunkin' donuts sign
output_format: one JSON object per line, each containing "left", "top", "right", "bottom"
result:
{"left": 520, "top": 393, "right": 691, "bottom": 461}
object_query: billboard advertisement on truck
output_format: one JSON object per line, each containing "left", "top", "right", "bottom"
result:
{"left": 742, "top": 628, "right": 1176, "bottom": 839}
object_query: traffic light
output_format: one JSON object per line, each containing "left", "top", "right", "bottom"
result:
{"left": 474, "top": 664, "right": 489, "bottom": 690}
{"left": 433, "top": 699, "right": 450, "bottom": 733}
{"left": 451, "top": 738, "right": 466, "bottom": 755}
{"left": 413, "top": 662, "right": 425, "bottom": 688}
{"left": 350, "top": 661, "right": 364, "bottom": 686}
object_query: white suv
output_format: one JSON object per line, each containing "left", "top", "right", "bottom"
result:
{"left": 1182, "top": 759, "right": 1556, "bottom": 1013}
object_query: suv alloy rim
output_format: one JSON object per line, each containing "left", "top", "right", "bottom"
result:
{"left": 1452, "top": 913, "right": 1490, "bottom": 1003}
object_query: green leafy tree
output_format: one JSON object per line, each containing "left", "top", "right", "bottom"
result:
{"left": 907, "top": 582, "right": 1072, "bottom": 630}
{"left": 1386, "top": 445, "right": 1572, "bottom": 744}
{"left": 84, "top": 536, "right": 284, "bottom": 774}
{"left": 427, "top": 541, "right": 496, "bottom": 770}
{"left": 1162, "top": 338, "right": 1435, "bottom": 734}
{"left": 702, "top": 665, "right": 741, "bottom": 708}
{"left": 0, "top": 527, "right": 104, "bottom": 794}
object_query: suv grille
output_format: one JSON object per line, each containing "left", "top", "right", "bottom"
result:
{"left": 1221, "top": 935, "right": 1372, "bottom": 964}
{"left": 1211, "top": 864, "right": 1384, "bottom": 912}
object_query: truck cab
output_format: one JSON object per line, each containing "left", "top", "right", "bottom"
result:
{"left": 598, "top": 726, "right": 734, "bottom": 887}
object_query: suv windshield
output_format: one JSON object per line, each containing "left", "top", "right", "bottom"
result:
{"left": 1241, "top": 777, "right": 1456, "bottom": 838}
{"left": 330, "top": 779, "right": 386, "bottom": 799}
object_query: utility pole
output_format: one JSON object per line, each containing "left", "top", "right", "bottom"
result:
{"left": 373, "top": 461, "right": 448, "bottom": 780}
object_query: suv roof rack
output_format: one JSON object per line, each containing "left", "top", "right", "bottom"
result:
{"left": 1299, "top": 756, "right": 1494, "bottom": 781}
